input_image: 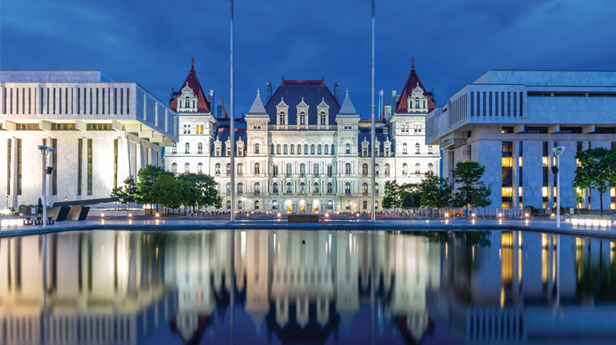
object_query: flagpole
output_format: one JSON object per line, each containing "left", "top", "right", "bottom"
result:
{"left": 370, "top": 0, "right": 376, "bottom": 222}
{"left": 230, "top": 0, "right": 236, "bottom": 222}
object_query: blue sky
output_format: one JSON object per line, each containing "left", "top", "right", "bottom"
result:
{"left": 1, "top": 0, "right": 615, "bottom": 118}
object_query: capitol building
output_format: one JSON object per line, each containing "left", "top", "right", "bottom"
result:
{"left": 164, "top": 61, "right": 440, "bottom": 213}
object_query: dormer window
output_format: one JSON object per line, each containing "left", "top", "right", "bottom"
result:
{"left": 277, "top": 98, "right": 289, "bottom": 125}
{"left": 296, "top": 98, "right": 309, "bottom": 126}
{"left": 300, "top": 112, "right": 306, "bottom": 125}
{"left": 280, "top": 112, "right": 286, "bottom": 125}
{"left": 185, "top": 99, "right": 190, "bottom": 108}
{"left": 320, "top": 112, "right": 326, "bottom": 125}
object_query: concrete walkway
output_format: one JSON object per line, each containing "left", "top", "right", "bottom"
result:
{"left": 2, "top": 217, "right": 616, "bottom": 239}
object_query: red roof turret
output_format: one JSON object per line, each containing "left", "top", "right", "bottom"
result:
{"left": 170, "top": 59, "right": 211, "bottom": 113}
{"left": 395, "top": 59, "right": 435, "bottom": 113}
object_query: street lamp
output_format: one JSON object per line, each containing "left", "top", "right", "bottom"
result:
{"left": 38, "top": 145, "right": 54, "bottom": 228}
{"left": 551, "top": 146, "right": 565, "bottom": 228}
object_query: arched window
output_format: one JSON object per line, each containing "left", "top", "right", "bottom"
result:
{"left": 272, "top": 200, "right": 279, "bottom": 210}
{"left": 286, "top": 163, "right": 292, "bottom": 177}
{"left": 345, "top": 162, "right": 352, "bottom": 175}
{"left": 375, "top": 183, "right": 380, "bottom": 195}
{"left": 363, "top": 200, "right": 368, "bottom": 210}
{"left": 362, "top": 183, "right": 368, "bottom": 195}
{"left": 320, "top": 112, "right": 326, "bottom": 125}
{"left": 324, "top": 144, "right": 329, "bottom": 155}
{"left": 311, "top": 144, "right": 315, "bottom": 155}
{"left": 254, "top": 182, "right": 261, "bottom": 194}
{"left": 304, "top": 144, "right": 308, "bottom": 154}
{"left": 318, "top": 144, "right": 322, "bottom": 155}
{"left": 327, "top": 200, "right": 334, "bottom": 210}
{"left": 375, "top": 201, "right": 379, "bottom": 209}
{"left": 184, "top": 162, "right": 190, "bottom": 173}
{"left": 428, "top": 163, "right": 434, "bottom": 173}
{"left": 171, "top": 142, "right": 177, "bottom": 154}
{"left": 299, "top": 182, "right": 306, "bottom": 194}
{"left": 362, "top": 163, "right": 368, "bottom": 176}
{"left": 273, "top": 182, "right": 279, "bottom": 194}
{"left": 215, "top": 163, "right": 221, "bottom": 175}
{"left": 226, "top": 182, "right": 231, "bottom": 194}
{"left": 171, "top": 162, "right": 177, "bottom": 173}
{"left": 327, "top": 164, "right": 333, "bottom": 177}
{"left": 402, "top": 143, "right": 408, "bottom": 154}
{"left": 375, "top": 164, "right": 380, "bottom": 175}
{"left": 237, "top": 163, "right": 244, "bottom": 175}
{"left": 331, "top": 144, "right": 335, "bottom": 155}
{"left": 300, "top": 112, "right": 306, "bottom": 125}
{"left": 286, "top": 182, "right": 292, "bottom": 194}
{"left": 290, "top": 144, "right": 295, "bottom": 154}
{"left": 226, "top": 200, "right": 231, "bottom": 209}
{"left": 284, "top": 144, "right": 288, "bottom": 154}
{"left": 185, "top": 142, "right": 190, "bottom": 154}
{"left": 277, "top": 144, "right": 281, "bottom": 154}
{"left": 402, "top": 163, "right": 408, "bottom": 175}
{"left": 255, "top": 200, "right": 260, "bottom": 210}
{"left": 197, "top": 162, "right": 203, "bottom": 173}
{"left": 197, "top": 142, "right": 203, "bottom": 154}
{"left": 415, "top": 143, "right": 421, "bottom": 154}
{"left": 313, "top": 182, "right": 320, "bottom": 194}
{"left": 345, "top": 143, "right": 351, "bottom": 154}
{"left": 254, "top": 162, "right": 260, "bottom": 174}
{"left": 297, "top": 144, "right": 301, "bottom": 155}
{"left": 271, "top": 143, "right": 274, "bottom": 154}
{"left": 226, "top": 163, "right": 231, "bottom": 175}
{"left": 327, "top": 182, "right": 333, "bottom": 194}
{"left": 415, "top": 163, "right": 421, "bottom": 174}
{"left": 313, "top": 164, "right": 319, "bottom": 177}
{"left": 384, "top": 163, "right": 390, "bottom": 176}
{"left": 272, "top": 163, "right": 279, "bottom": 177}
{"left": 238, "top": 200, "right": 243, "bottom": 209}
{"left": 300, "top": 163, "right": 306, "bottom": 177}
{"left": 237, "top": 182, "right": 243, "bottom": 194}
{"left": 344, "top": 182, "right": 351, "bottom": 194}
{"left": 255, "top": 143, "right": 260, "bottom": 154}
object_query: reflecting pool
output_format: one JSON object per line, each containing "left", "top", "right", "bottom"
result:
{"left": 0, "top": 230, "right": 615, "bottom": 345}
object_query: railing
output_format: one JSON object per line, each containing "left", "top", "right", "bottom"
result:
{"left": 269, "top": 125, "right": 337, "bottom": 130}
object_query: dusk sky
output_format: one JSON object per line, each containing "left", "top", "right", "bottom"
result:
{"left": 1, "top": 0, "right": 615, "bottom": 118}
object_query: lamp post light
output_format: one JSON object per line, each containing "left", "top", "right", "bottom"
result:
{"left": 551, "top": 146, "right": 565, "bottom": 228}
{"left": 38, "top": 145, "right": 54, "bottom": 228}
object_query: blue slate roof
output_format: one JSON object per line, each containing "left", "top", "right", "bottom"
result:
{"left": 264, "top": 78, "right": 340, "bottom": 126}
{"left": 357, "top": 126, "right": 389, "bottom": 155}
{"left": 211, "top": 118, "right": 247, "bottom": 156}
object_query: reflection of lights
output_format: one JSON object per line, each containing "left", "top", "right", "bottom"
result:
{"left": 128, "top": 219, "right": 133, "bottom": 225}
{"left": 155, "top": 213, "right": 160, "bottom": 217}
{"left": 471, "top": 219, "right": 476, "bottom": 225}
{"left": 241, "top": 231, "right": 246, "bottom": 257}
{"left": 325, "top": 213, "right": 329, "bottom": 218}
{"left": 155, "top": 219, "right": 160, "bottom": 225}
{"left": 277, "top": 213, "right": 281, "bottom": 217}
{"left": 542, "top": 234, "right": 548, "bottom": 248}
{"left": 498, "top": 213, "right": 503, "bottom": 218}
{"left": 101, "top": 219, "right": 105, "bottom": 225}
{"left": 128, "top": 213, "right": 133, "bottom": 218}
{"left": 445, "top": 219, "right": 449, "bottom": 225}
{"left": 472, "top": 246, "right": 475, "bottom": 261}
{"left": 356, "top": 213, "right": 360, "bottom": 217}
{"left": 445, "top": 212, "right": 450, "bottom": 218}
{"left": 525, "top": 219, "right": 529, "bottom": 225}
{"left": 500, "top": 287, "right": 505, "bottom": 309}
{"left": 101, "top": 213, "right": 106, "bottom": 218}
{"left": 0, "top": 219, "right": 25, "bottom": 226}
{"left": 498, "top": 219, "right": 503, "bottom": 225}
{"left": 524, "top": 213, "right": 529, "bottom": 218}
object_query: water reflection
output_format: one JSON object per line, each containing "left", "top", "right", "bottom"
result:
{"left": 0, "top": 230, "right": 615, "bottom": 345}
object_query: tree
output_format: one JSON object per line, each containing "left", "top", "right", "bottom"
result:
{"left": 383, "top": 180, "right": 401, "bottom": 208}
{"left": 452, "top": 161, "right": 492, "bottom": 211}
{"left": 151, "top": 174, "right": 182, "bottom": 213}
{"left": 573, "top": 147, "right": 616, "bottom": 215}
{"left": 110, "top": 177, "right": 137, "bottom": 209}
{"left": 136, "top": 165, "right": 173, "bottom": 214}
{"left": 418, "top": 172, "right": 453, "bottom": 209}
{"left": 178, "top": 173, "right": 222, "bottom": 212}
{"left": 383, "top": 180, "right": 421, "bottom": 208}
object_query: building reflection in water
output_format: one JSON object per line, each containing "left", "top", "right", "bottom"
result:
{"left": 0, "top": 230, "right": 615, "bottom": 345}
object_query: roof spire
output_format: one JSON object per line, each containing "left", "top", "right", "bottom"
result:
{"left": 411, "top": 57, "right": 415, "bottom": 70}
{"left": 191, "top": 57, "right": 194, "bottom": 71}
{"left": 346, "top": 88, "right": 349, "bottom": 96}
{"left": 221, "top": 97, "right": 228, "bottom": 118}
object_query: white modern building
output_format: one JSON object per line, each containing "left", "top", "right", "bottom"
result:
{"left": 165, "top": 62, "right": 440, "bottom": 213}
{"left": 0, "top": 70, "right": 178, "bottom": 209}
{"left": 426, "top": 70, "right": 616, "bottom": 211}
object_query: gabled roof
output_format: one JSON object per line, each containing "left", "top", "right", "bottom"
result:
{"left": 395, "top": 59, "right": 435, "bottom": 113}
{"left": 170, "top": 60, "right": 211, "bottom": 113}
{"left": 247, "top": 90, "right": 267, "bottom": 115}
{"left": 338, "top": 90, "right": 359, "bottom": 116}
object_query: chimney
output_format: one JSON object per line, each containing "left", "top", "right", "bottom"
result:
{"left": 207, "top": 90, "right": 215, "bottom": 111}
{"left": 169, "top": 88, "right": 175, "bottom": 106}
{"left": 334, "top": 82, "right": 340, "bottom": 102}
{"left": 266, "top": 82, "right": 272, "bottom": 102}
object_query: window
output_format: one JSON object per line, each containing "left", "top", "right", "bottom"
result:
{"left": 362, "top": 183, "right": 368, "bottom": 195}
{"left": 314, "top": 164, "right": 319, "bottom": 177}
{"left": 304, "top": 144, "right": 308, "bottom": 154}
{"left": 327, "top": 200, "right": 334, "bottom": 210}
{"left": 300, "top": 112, "right": 306, "bottom": 125}
{"left": 300, "top": 163, "right": 306, "bottom": 177}
{"left": 215, "top": 163, "right": 221, "bottom": 175}
{"left": 402, "top": 163, "right": 408, "bottom": 175}
{"left": 299, "top": 182, "right": 306, "bottom": 194}
{"left": 238, "top": 200, "right": 243, "bottom": 209}
{"left": 362, "top": 163, "right": 368, "bottom": 176}
{"left": 428, "top": 146, "right": 433, "bottom": 154}
{"left": 185, "top": 142, "right": 190, "bottom": 154}
{"left": 273, "top": 182, "right": 279, "bottom": 194}
{"left": 327, "top": 164, "right": 333, "bottom": 177}
{"left": 272, "top": 163, "right": 279, "bottom": 177}
{"left": 385, "top": 164, "right": 390, "bottom": 176}
{"left": 237, "top": 182, "right": 243, "bottom": 194}
{"left": 255, "top": 200, "right": 260, "bottom": 210}
{"left": 345, "top": 163, "right": 351, "bottom": 175}
{"left": 226, "top": 163, "right": 231, "bottom": 175}
{"left": 345, "top": 182, "right": 351, "bottom": 194}
{"left": 271, "top": 144, "right": 274, "bottom": 154}
{"left": 428, "top": 163, "right": 434, "bottom": 173}
{"left": 254, "top": 162, "right": 260, "bottom": 174}
{"left": 363, "top": 200, "right": 368, "bottom": 210}
{"left": 327, "top": 182, "right": 333, "bottom": 194}
{"left": 297, "top": 144, "right": 301, "bottom": 155}
{"left": 197, "top": 162, "right": 203, "bottom": 173}
{"left": 185, "top": 162, "right": 190, "bottom": 173}
{"left": 284, "top": 144, "right": 288, "bottom": 154}
{"left": 237, "top": 163, "right": 243, "bottom": 175}
{"left": 331, "top": 144, "right": 335, "bottom": 154}
{"left": 415, "top": 163, "right": 421, "bottom": 174}
{"left": 320, "top": 112, "right": 326, "bottom": 125}
{"left": 286, "top": 163, "right": 292, "bottom": 177}
{"left": 277, "top": 144, "right": 281, "bottom": 154}
{"left": 227, "top": 200, "right": 231, "bottom": 209}
{"left": 172, "top": 162, "right": 177, "bottom": 173}
{"left": 290, "top": 144, "right": 295, "bottom": 154}
{"left": 226, "top": 182, "right": 231, "bottom": 194}
{"left": 415, "top": 143, "right": 420, "bottom": 154}
{"left": 255, "top": 143, "right": 260, "bottom": 154}
{"left": 280, "top": 112, "right": 286, "bottom": 125}
{"left": 402, "top": 143, "right": 408, "bottom": 154}
{"left": 313, "top": 182, "right": 320, "bottom": 194}
{"left": 324, "top": 144, "right": 329, "bottom": 155}
{"left": 311, "top": 144, "right": 315, "bottom": 155}
{"left": 286, "top": 182, "right": 292, "bottom": 194}
{"left": 171, "top": 142, "right": 177, "bottom": 154}
{"left": 345, "top": 143, "right": 351, "bottom": 154}
{"left": 318, "top": 144, "right": 322, "bottom": 155}
{"left": 375, "top": 183, "right": 380, "bottom": 195}
{"left": 375, "top": 164, "right": 380, "bottom": 175}
{"left": 197, "top": 143, "right": 203, "bottom": 154}
{"left": 254, "top": 182, "right": 261, "bottom": 194}
{"left": 272, "top": 200, "right": 278, "bottom": 210}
